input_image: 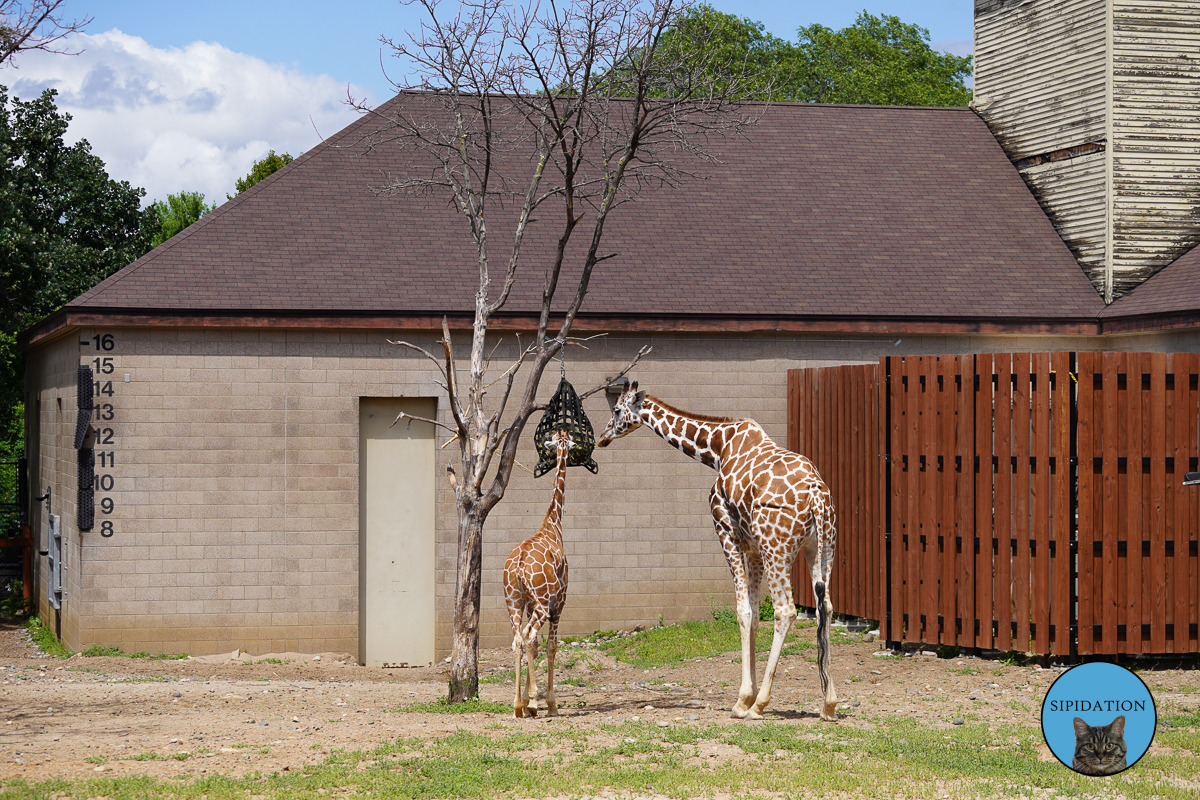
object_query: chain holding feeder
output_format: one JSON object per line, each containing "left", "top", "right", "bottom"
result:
{"left": 533, "top": 340, "right": 598, "bottom": 478}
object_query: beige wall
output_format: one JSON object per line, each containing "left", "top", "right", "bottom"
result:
{"left": 24, "top": 335, "right": 85, "bottom": 649}
{"left": 22, "top": 325, "right": 1200, "bottom": 656}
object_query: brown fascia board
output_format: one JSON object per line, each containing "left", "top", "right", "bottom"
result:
{"left": 1097, "top": 311, "right": 1200, "bottom": 335}
{"left": 18, "top": 306, "right": 1105, "bottom": 350}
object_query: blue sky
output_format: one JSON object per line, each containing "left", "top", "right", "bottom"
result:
{"left": 0, "top": 1, "right": 973, "bottom": 205}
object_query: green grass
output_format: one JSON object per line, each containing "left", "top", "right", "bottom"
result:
{"left": 394, "top": 696, "right": 511, "bottom": 714}
{"left": 26, "top": 616, "right": 73, "bottom": 657}
{"left": 6, "top": 715, "right": 1199, "bottom": 799}
{"left": 600, "top": 616, "right": 809, "bottom": 668}
{"left": 950, "top": 666, "right": 981, "bottom": 675}
{"left": 81, "top": 644, "right": 189, "bottom": 660}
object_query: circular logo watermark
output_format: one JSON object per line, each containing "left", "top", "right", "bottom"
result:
{"left": 1041, "top": 662, "right": 1156, "bottom": 776}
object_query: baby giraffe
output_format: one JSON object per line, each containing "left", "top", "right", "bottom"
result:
{"left": 503, "top": 429, "right": 573, "bottom": 718}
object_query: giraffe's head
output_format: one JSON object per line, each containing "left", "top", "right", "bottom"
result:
{"left": 597, "top": 381, "right": 645, "bottom": 447}
{"left": 545, "top": 428, "right": 575, "bottom": 453}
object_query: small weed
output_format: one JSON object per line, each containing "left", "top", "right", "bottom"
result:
{"left": 82, "top": 645, "right": 123, "bottom": 657}
{"left": 560, "top": 676, "right": 587, "bottom": 687}
{"left": 262, "top": 657, "right": 286, "bottom": 665}
{"left": 84, "top": 756, "right": 107, "bottom": 764}
{"left": 397, "top": 696, "right": 510, "bottom": 714}
{"left": 26, "top": 617, "right": 72, "bottom": 657}
{"left": 125, "top": 752, "right": 188, "bottom": 762}
{"left": 951, "top": 666, "right": 980, "bottom": 676}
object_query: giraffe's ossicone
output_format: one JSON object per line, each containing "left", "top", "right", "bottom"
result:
{"left": 503, "top": 429, "right": 574, "bottom": 718}
{"left": 599, "top": 382, "right": 839, "bottom": 721}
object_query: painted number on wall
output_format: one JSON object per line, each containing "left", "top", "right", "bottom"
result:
{"left": 81, "top": 332, "right": 118, "bottom": 537}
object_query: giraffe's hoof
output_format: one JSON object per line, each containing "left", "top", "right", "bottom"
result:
{"left": 514, "top": 707, "right": 524, "bottom": 719}
{"left": 744, "top": 709, "right": 764, "bottom": 721}
{"left": 527, "top": 706, "right": 538, "bottom": 718}
{"left": 821, "top": 702, "right": 839, "bottom": 722}
{"left": 729, "top": 706, "right": 750, "bottom": 719}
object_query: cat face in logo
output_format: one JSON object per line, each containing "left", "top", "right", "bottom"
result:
{"left": 1072, "top": 715, "right": 1127, "bottom": 776}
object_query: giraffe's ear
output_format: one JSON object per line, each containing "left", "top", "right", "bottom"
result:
{"left": 633, "top": 390, "right": 646, "bottom": 405}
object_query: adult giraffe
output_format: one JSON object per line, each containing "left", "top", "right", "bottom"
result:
{"left": 598, "top": 383, "right": 838, "bottom": 721}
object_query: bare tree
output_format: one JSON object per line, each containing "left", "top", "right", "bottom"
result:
{"left": 0, "top": 1, "right": 91, "bottom": 66}
{"left": 353, "top": 0, "right": 764, "bottom": 702}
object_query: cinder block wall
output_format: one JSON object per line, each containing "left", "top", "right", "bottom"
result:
{"left": 24, "top": 326, "right": 1200, "bottom": 657}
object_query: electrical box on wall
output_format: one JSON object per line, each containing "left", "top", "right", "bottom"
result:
{"left": 47, "top": 514, "right": 63, "bottom": 610}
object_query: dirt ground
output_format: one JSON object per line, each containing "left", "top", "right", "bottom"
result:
{"left": 1, "top": 620, "right": 1197, "bottom": 785}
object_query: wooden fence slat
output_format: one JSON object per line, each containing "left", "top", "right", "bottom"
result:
{"left": 994, "top": 353, "right": 1013, "bottom": 651}
{"left": 881, "top": 358, "right": 893, "bottom": 639}
{"left": 889, "top": 358, "right": 903, "bottom": 642}
{"left": 1189, "top": 360, "right": 1199, "bottom": 654}
{"left": 1123, "top": 353, "right": 1141, "bottom": 654}
{"left": 1172, "top": 353, "right": 1191, "bottom": 653}
{"left": 956, "top": 356, "right": 974, "bottom": 647}
{"left": 917, "top": 358, "right": 935, "bottom": 642}
{"left": 975, "top": 354, "right": 994, "bottom": 649}
{"left": 903, "top": 358, "right": 920, "bottom": 641}
{"left": 1051, "top": 352, "right": 1072, "bottom": 656}
{"left": 1013, "top": 353, "right": 1032, "bottom": 653}
{"left": 938, "top": 357, "right": 956, "bottom": 644}
{"left": 1031, "top": 353, "right": 1051, "bottom": 654}
{"left": 1151, "top": 353, "right": 1167, "bottom": 653}
{"left": 1077, "top": 352, "right": 1095, "bottom": 653}
{"left": 1102, "top": 352, "right": 1121, "bottom": 653}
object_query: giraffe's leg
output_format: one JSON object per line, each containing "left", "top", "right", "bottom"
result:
{"left": 736, "top": 551, "right": 765, "bottom": 716}
{"left": 512, "top": 625, "right": 527, "bottom": 718}
{"left": 711, "top": 486, "right": 759, "bottom": 719}
{"left": 749, "top": 556, "right": 798, "bottom": 719}
{"left": 545, "top": 616, "right": 559, "bottom": 716}
{"left": 807, "top": 504, "right": 838, "bottom": 721}
{"left": 523, "top": 635, "right": 539, "bottom": 717}
{"left": 519, "top": 610, "right": 544, "bottom": 718}
{"left": 507, "top": 588, "right": 528, "bottom": 718}
{"left": 779, "top": 510, "right": 839, "bottom": 722}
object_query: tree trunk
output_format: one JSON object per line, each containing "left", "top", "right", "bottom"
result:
{"left": 447, "top": 507, "right": 485, "bottom": 702}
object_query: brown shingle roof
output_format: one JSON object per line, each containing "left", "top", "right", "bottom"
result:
{"left": 1102, "top": 242, "right": 1200, "bottom": 322}
{"left": 68, "top": 96, "right": 1104, "bottom": 326}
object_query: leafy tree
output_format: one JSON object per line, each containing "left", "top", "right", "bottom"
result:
{"left": 148, "top": 191, "right": 214, "bottom": 246}
{"left": 0, "top": 86, "right": 152, "bottom": 455}
{"left": 796, "top": 11, "right": 972, "bottom": 106}
{"left": 624, "top": 5, "right": 971, "bottom": 106}
{"left": 227, "top": 149, "right": 293, "bottom": 199}
{"left": 643, "top": 4, "right": 803, "bottom": 101}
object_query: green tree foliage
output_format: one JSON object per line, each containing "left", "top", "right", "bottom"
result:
{"left": 625, "top": 5, "right": 970, "bottom": 106}
{"left": 796, "top": 12, "right": 972, "bottom": 106}
{"left": 227, "top": 149, "right": 293, "bottom": 199}
{"left": 148, "top": 191, "right": 214, "bottom": 246}
{"left": 630, "top": 4, "right": 803, "bottom": 101}
{"left": 0, "top": 86, "right": 152, "bottom": 454}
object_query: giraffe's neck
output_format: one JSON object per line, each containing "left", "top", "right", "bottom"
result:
{"left": 541, "top": 440, "right": 571, "bottom": 543}
{"left": 639, "top": 396, "right": 734, "bottom": 470}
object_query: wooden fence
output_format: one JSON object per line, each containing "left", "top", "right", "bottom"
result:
{"left": 788, "top": 352, "right": 1200, "bottom": 657}
{"left": 786, "top": 364, "right": 882, "bottom": 620}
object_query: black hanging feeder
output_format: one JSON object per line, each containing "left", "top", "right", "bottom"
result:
{"left": 533, "top": 378, "right": 598, "bottom": 478}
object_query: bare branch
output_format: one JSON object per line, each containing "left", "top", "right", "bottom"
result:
{"left": 389, "top": 338, "right": 450, "bottom": 383}
{"left": 0, "top": 0, "right": 91, "bottom": 66}
{"left": 390, "top": 410, "right": 458, "bottom": 435}
{"left": 578, "top": 344, "right": 652, "bottom": 400}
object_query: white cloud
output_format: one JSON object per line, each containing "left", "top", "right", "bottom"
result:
{"left": 2, "top": 30, "right": 374, "bottom": 205}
